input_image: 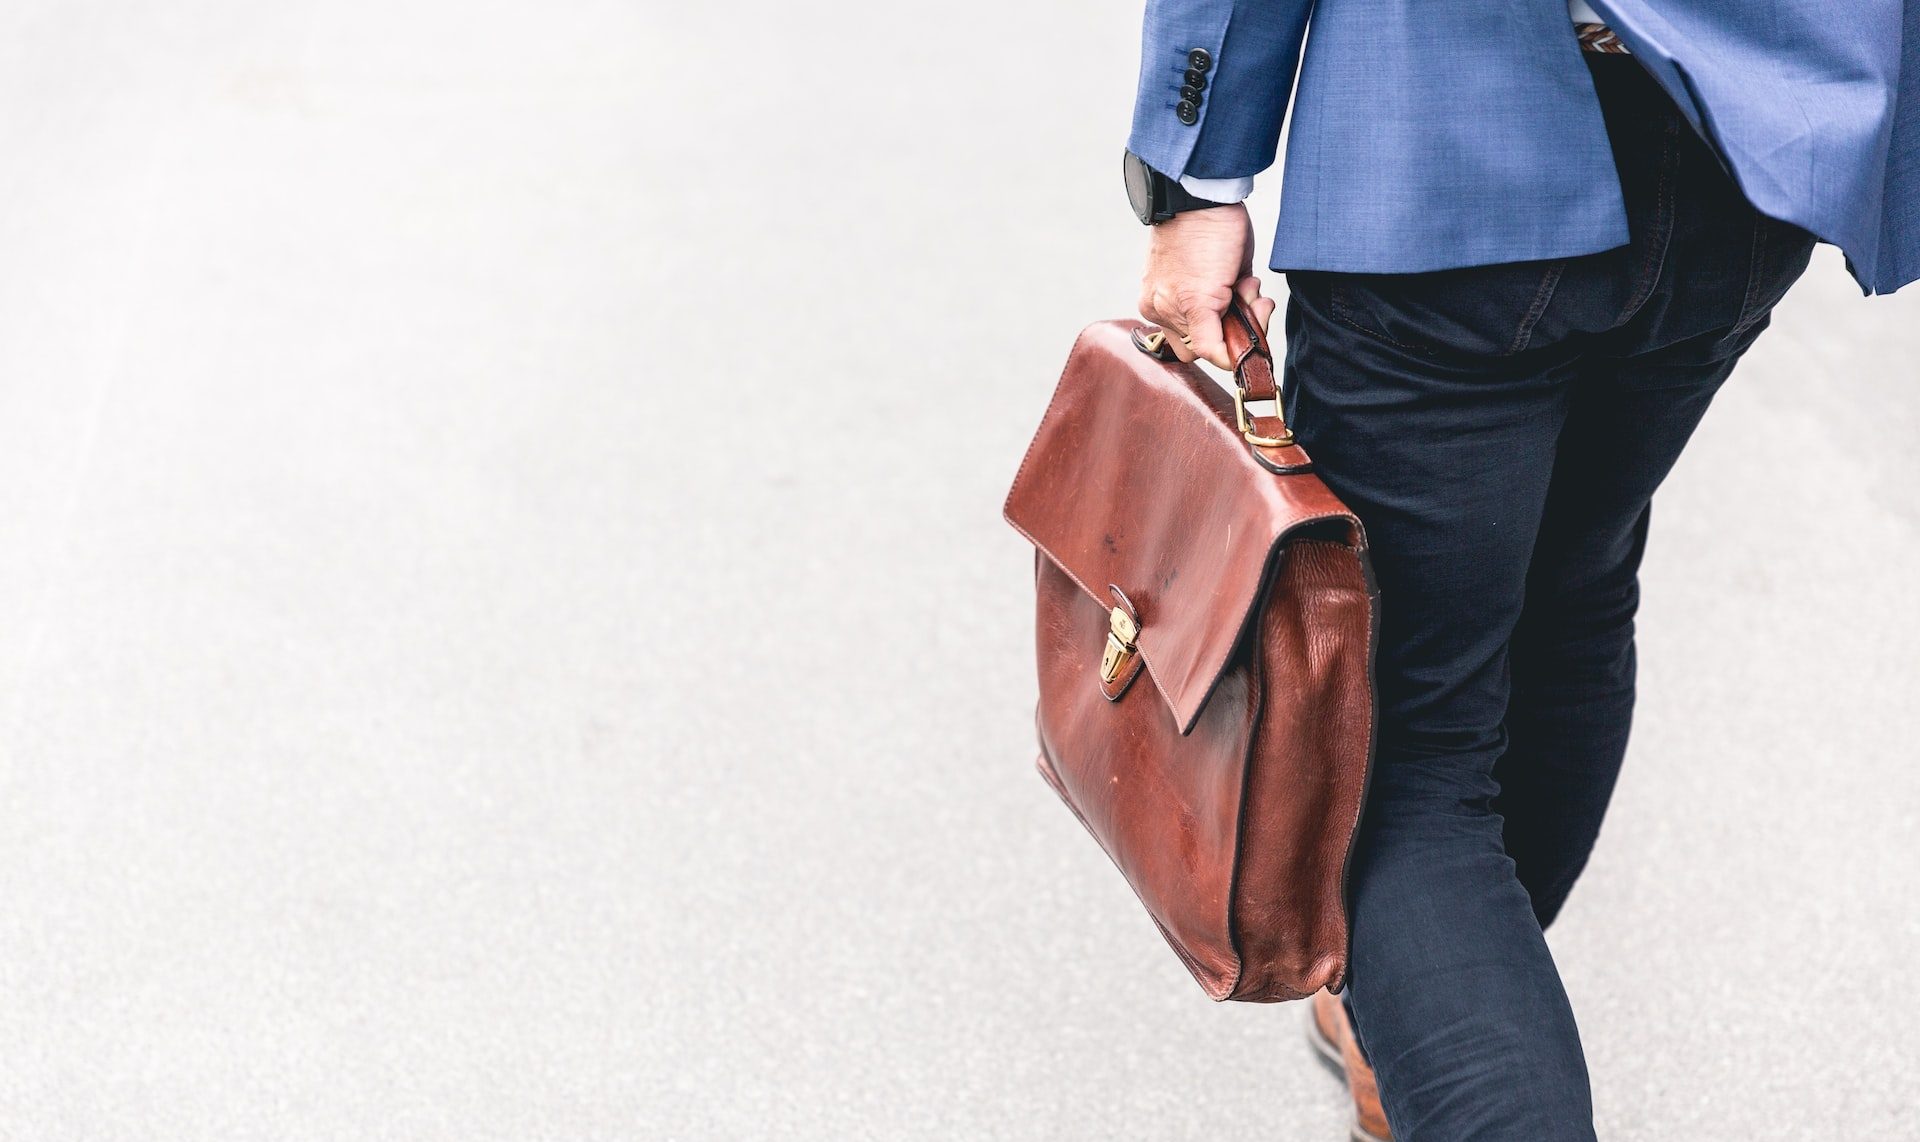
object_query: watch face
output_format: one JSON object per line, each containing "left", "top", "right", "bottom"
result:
{"left": 1123, "top": 151, "right": 1157, "bottom": 224}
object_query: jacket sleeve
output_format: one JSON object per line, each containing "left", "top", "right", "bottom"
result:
{"left": 1125, "top": 0, "right": 1315, "bottom": 181}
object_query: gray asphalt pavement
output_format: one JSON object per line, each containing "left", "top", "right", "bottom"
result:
{"left": 1, "top": 3, "right": 1916, "bottom": 1140}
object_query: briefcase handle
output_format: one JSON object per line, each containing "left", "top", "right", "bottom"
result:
{"left": 1132, "top": 296, "right": 1302, "bottom": 456}
{"left": 1219, "top": 296, "right": 1294, "bottom": 450}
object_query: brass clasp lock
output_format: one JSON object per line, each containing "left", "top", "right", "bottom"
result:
{"left": 1099, "top": 605, "right": 1140, "bottom": 685}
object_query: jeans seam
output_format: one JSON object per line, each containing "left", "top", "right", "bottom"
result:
{"left": 1615, "top": 116, "right": 1682, "bottom": 326}
{"left": 1725, "top": 215, "right": 1772, "bottom": 343}
{"left": 1508, "top": 260, "right": 1568, "bottom": 354}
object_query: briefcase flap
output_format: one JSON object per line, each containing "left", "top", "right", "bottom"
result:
{"left": 1004, "top": 320, "right": 1364, "bottom": 735}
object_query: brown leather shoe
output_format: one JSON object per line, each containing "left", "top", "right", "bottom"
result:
{"left": 1306, "top": 989, "right": 1392, "bottom": 1142}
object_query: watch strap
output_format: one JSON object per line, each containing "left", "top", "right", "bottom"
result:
{"left": 1159, "top": 176, "right": 1227, "bottom": 217}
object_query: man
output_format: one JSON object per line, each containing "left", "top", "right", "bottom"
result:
{"left": 1121, "top": 1, "right": 1916, "bottom": 1138}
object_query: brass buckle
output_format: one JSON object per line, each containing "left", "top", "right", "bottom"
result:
{"left": 1234, "top": 384, "right": 1294, "bottom": 448}
{"left": 1099, "top": 606, "right": 1140, "bottom": 685}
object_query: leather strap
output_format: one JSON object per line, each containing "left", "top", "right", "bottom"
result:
{"left": 1222, "top": 297, "right": 1278, "bottom": 402}
{"left": 1128, "top": 296, "right": 1314, "bottom": 473}
{"left": 1222, "top": 297, "right": 1314, "bottom": 473}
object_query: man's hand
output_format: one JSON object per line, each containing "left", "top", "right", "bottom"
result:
{"left": 1138, "top": 203, "right": 1277, "bottom": 370}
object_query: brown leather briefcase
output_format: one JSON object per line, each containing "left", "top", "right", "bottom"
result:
{"left": 1003, "top": 298, "right": 1379, "bottom": 1002}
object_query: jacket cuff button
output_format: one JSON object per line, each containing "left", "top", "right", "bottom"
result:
{"left": 1176, "top": 100, "right": 1199, "bottom": 125}
{"left": 1187, "top": 47, "right": 1212, "bottom": 72}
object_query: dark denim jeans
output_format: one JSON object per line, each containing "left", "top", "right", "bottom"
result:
{"left": 1280, "top": 55, "right": 1816, "bottom": 1140}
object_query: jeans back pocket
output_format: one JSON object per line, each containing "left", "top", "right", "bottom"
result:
{"left": 1315, "top": 258, "right": 1569, "bottom": 360}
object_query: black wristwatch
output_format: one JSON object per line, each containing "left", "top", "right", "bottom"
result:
{"left": 1123, "top": 149, "right": 1229, "bottom": 225}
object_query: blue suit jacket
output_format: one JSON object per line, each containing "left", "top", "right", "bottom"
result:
{"left": 1128, "top": 0, "right": 1919, "bottom": 294}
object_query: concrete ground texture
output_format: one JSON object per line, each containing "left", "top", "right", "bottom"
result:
{"left": 1, "top": 2, "right": 1916, "bottom": 1140}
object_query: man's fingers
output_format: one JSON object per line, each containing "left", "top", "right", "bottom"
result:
{"left": 1233, "top": 276, "right": 1279, "bottom": 333}
{"left": 1148, "top": 309, "right": 1230, "bottom": 369}
{"left": 1181, "top": 307, "right": 1232, "bottom": 370}
{"left": 1141, "top": 284, "right": 1236, "bottom": 368}
{"left": 1150, "top": 326, "right": 1198, "bottom": 363}
{"left": 1141, "top": 290, "right": 1202, "bottom": 364}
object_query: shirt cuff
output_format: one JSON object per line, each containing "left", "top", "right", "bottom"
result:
{"left": 1178, "top": 174, "right": 1255, "bottom": 204}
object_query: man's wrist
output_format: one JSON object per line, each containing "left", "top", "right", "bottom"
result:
{"left": 1125, "top": 149, "right": 1255, "bottom": 224}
